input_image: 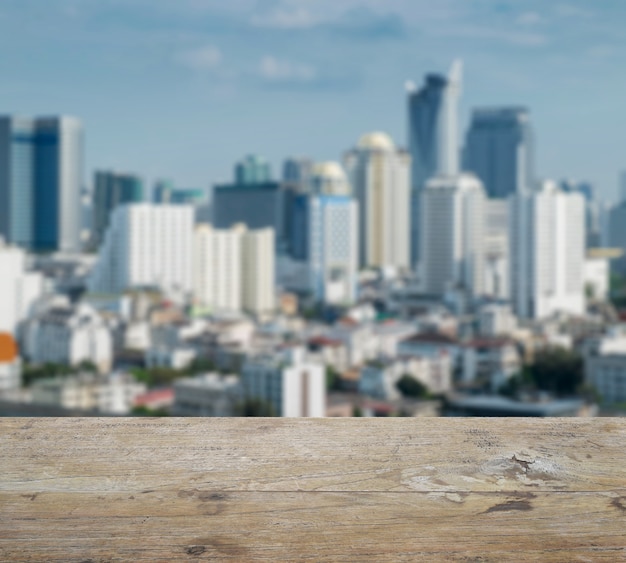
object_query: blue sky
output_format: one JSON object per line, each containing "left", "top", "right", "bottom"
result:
{"left": 0, "top": 0, "right": 624, "bottom": 200}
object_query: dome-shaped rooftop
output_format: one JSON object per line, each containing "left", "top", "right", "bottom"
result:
{"left": 357, "top": 132, "right": 395, "bottom": 151}
{"left": 310, "top": 161, "right": 347, "bottom": 181}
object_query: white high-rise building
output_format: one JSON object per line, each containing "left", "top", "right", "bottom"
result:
{"left": 241, "top": 227, "right": 275, "bottom": 316}
{"left": 88, "top": 204, "right": 194, "bottom": 296}
{"left": 484, "top": 200, "right": 510, "bottom": 299}
{"left": 420, "top": 173, "right": 486, "bottom": 297}
{"left": 344, "top": 132, "right": 411, "bottom": 270}
{"left": 194, "top": 224, "right": 242, "bottom": 313}
{"left": 308, "top": 195, "right": 359, "bottom": 305}
{"left": 0, "top": 239, "right": 45, "bottom": 337}
{"left": 194, "top": 223, "right": 275, "bottom": 316}
{"left": 510, "top": 181, "right": 586, "bottom": 320}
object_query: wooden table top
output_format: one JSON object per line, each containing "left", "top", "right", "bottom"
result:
{"left": 2, "top": 417, "right": 626, "bottom": 562}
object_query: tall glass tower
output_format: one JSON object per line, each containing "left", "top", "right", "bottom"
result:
{"left": 0, "top": 116, "right": 83, "bottom": 253}
{"left": 407, "top": 60, "right": 462, "bottom": 268}
{"left": 463, "top": 107, "right": 534, "bottom": 199}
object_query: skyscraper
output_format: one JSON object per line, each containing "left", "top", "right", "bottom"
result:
{"left": 463, "top": 107, "right": 533, "bottom": 198}
{"left": 344, "top": 132, "right": 411, "bottom": 271}
{"left": 0, "top": 116, "right": 83, "bottom": 252}
{"left": 509, "top": 181, "right": 586, "bottom": 320}
{"left": 153, "top": 179, "right": 174, "bottom": 204}
{"left": 407, "top": 60, "right": 462, "bottom": 267}
{"left": 308, "top": 162, "right": 351, "bottom": 197}
{"left": 620, "top": 171, "right": 626, "bottom": 204}
{"left": 307, "top": 195, "right": 358, "bottom": 305}
{"left": 420, "top": 173, "right": 486, "bottom": 297}
{"left": 235, "top": 154, "right": 271, "bottom": 185}
{"left": 93, "top": 171, "right": 145, "bottom": 248}
{"left": 283, "top": 157, "right": 313, "bottom": 191}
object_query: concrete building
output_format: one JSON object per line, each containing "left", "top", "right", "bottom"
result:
{"left": 0, "top": 333, "right": 21, "bottom": 392}
{"left": 241, "top": 227, "right": 275, "bottom": 317}
{"left": 235, "top": 154, "right": 271, "bottom": 185}
{"left": 406, "top": 60, "right": 462, "bottom": 266}
{"left": 420, "top": 173, "right": 486, "bottom": 297}
{"left": 477, "top": 304, "right": 518, "bottom": 337}
{"left": 584, "top": 327, "right": 626, "bottom": 404}
{"left": 93, "top": 171, "right": 144, "bottom": 248}
{"left": 173, "top": 374, "right": 243, "bottom": 416}
{"left": 510, "top": 181, "right": 586, "bottom": 320}
{"left": 31, "top": 371, "right": 146, "bottom": 414}
{"left": 88, "top": 204, "right": 195, "bottom": 296}
{"left": 344, "top": 132, "right": 411, "bottom": 270}
{"left": 153, "top": 179, "right": 174, "bottom": 204}
{"left": 23, "top": 302, "right": 113, "bottom": 374}
{"left": 0, "top": 239, "right": 45, "bottom": 337}
{"left": 283, "top": 157, "right": 313, "bottom": 191}
{"left": 463, "top": 107, "right": 533, "bottom": 198}
{"left": 584, "top": 250, "right": 612, "bottom": 302}
{"left": 609, "top": 202, "right": 626, "bottom": 274}
{"left": 359, "top": 355, "right": 451, "bottom": 401}
{"left": 194, "top": 224, "right": 242, "bottom": 314}
{"left": 484, "top": 199, "right": 509, "bottom": 299}
{"left": 0, "top": 115, "right": 83, "bottom": 252}
{"left": 308, "top": 196, "right": 358, "bottom": 305}
{"left": 242, "top": 347, "right": 325, "bottom": 417}
{"left": 461, "top": 338, "right": 521, "bottom": 391}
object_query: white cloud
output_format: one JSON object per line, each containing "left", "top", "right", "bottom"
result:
{"left": 258, "top": 56, "right": 316, "bottom": 82}
{"left": 177, "top": 45, "right": 222, "bottom": 71}
{"left": 251, "top": 7, "right": 320, "bottom": 29}
{"left": 516, "top": 11, "right": 545, "bottom": 26}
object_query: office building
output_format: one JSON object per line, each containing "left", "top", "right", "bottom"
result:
{"left": 235, "top": 154, "right": 271, "bottom": 185}
{"left": 283, "top": 157, "right": 313, "bottom": 191}
{"left": 194, "top": 224, "right": 275, "bottom": 316}
{"left": 0, "top": 239, "right": 45, "bottom": 337}
{"left": 242, "top": 347, "right": 325, "bottom": 417}
{"left": 0, "top": 115, "right": 83, "bottom": 252}
{"left": 584, "top": 328, "right": 626, "bottom": 404}
{"left": 93, "top": 171, "right": 144, "bottom": 248}
{"left": 308, "top": 195, "right": 359, "bottom": 305}
{"left": 463, "top": 107, "right": 533, "bottom": 198}
{"left": 509, "top": 181, "right": 586, "bottom": 320}
{"left": 88, "top": 204, "right": 195, "bottom": 296}
{"left": 562, "top": 180, "right": 601, "bottom": 248}
{"left": 420, "top": 174, "right": 486, "bottom": 297}
{"left": 407, "top": 60, "right": 462, "bottom": 266}
{"left": 170, "top": 188, "right": 209, "bottom": 205}
{"left": 344, "top": 132, "right": 411, "bottom": 270}
{"left": 153, "top": 179, "right": 174, "bottom": 204}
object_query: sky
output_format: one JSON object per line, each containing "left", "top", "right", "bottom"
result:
{"left": 0, "top": 0, "right": 624, "bottom": 200}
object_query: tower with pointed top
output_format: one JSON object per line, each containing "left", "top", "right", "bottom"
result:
{"left": 407, "top": 60, "right": 463, "bottom": 269}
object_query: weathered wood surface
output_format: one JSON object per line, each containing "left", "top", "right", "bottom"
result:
{"left": 2, "top": 418, "right": 626, "bottom": 562}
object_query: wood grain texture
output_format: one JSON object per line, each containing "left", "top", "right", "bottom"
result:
{"left": 1, "top": 418, "right": 626, "bottom": 562}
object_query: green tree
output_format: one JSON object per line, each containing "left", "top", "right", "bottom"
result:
{"left": 527, "top": 347, "right": 584, "bottom": 396}
{"left": 352, "top": 406, "right": 363, "bottom": 417}
{"left": 396, "top": 375, "right": 430, "bottom": 399}
{"left": 238, "top": 399, "right": 277, "bottom": 417}
{"left": 131, "top": 405, "right": 170, "bottom": 417}
{"left": 325, "top": 366, "right": 341, "bottom": 391}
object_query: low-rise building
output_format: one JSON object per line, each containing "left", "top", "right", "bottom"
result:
{"left": 31, "top": 372, "right": 146, "bottom": 414}
{"left": 242, "top": 347, "right": 325, "bottom": 417}
{"left": 461, "top": 338, "right": 521, "bottom": 391}
{"left": 477, "top": 304, "right": 517, "bottom": 337}
{"left": 359, "top": 355, "right": 452, "bottom": 401}
{"left": 398, "top": 333, "right": 461, "bottom": 364}
{"left": 584, "top": 327, "right": 626, "bottom": 404}
{"left": 23, "top": 301, "right": 113, "bottom": 374}
{"left": 173, "top": 374, "right": 242, "bottom": 416}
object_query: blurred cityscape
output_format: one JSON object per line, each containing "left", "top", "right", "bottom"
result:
{"left": 1, "top": 58, "right": 626, "bottom": 418}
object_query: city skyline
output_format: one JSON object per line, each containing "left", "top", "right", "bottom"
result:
{"left": 0, "top": 1, "right": 624, "bottom": 199}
